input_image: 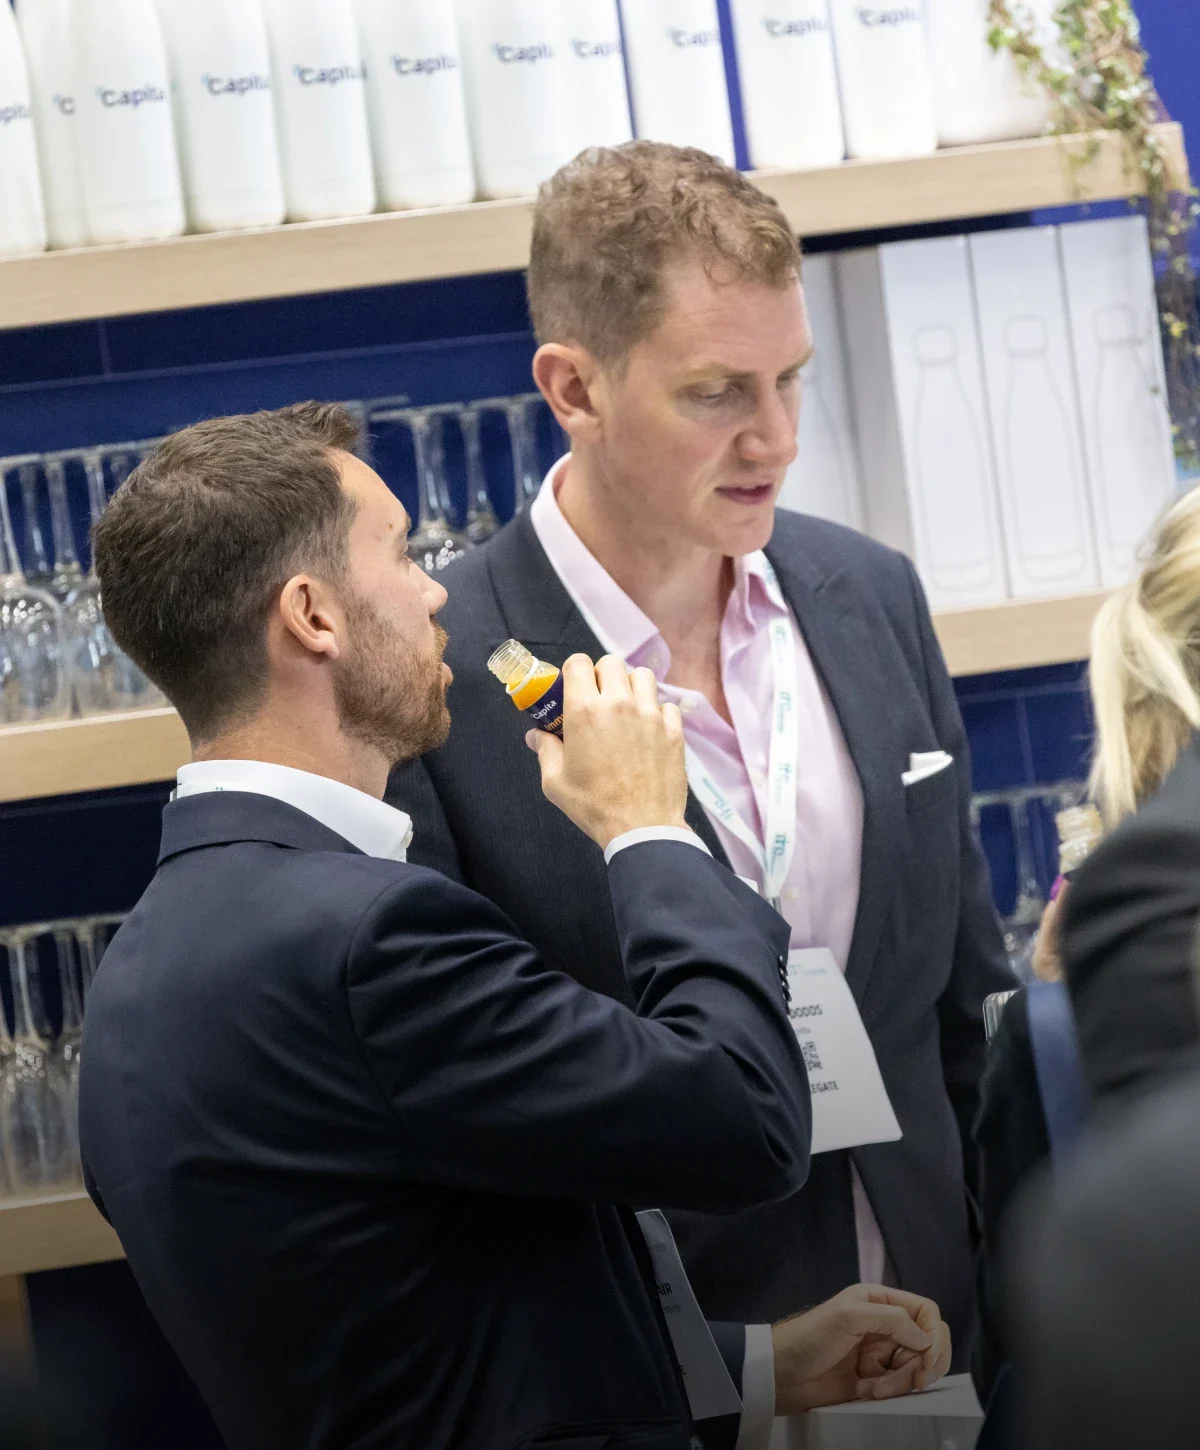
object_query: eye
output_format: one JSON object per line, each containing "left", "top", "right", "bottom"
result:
{"left": 693, "top": 384, "right": 735, "bottom": 406}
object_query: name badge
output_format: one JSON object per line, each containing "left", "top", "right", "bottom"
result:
{"left": 787, "top": 948, "right": 902, "bottom": 1155}
{"left": 635, "top": 1210, "right": 743, "bottom": 1422}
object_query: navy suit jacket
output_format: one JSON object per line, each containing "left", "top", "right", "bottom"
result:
{"left": 79, "top": 791, "right": 809, "bottom": 1450}
{"left": 387, "top": 507, "right": 1012, "bottom": 1349}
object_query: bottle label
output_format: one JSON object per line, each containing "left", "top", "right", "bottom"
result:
{"left": 492, "top": 42, "right": 556, "bottom": 64}
{"left": 761, "top": 15, "right": 829, "bottom": 39}
{"left": 52, "top": 93, "right": 76, "bottom": 116}
{"left": 389, "top": 54, "right": 459, "bottom": 78}
{"left": 201, "top": 73, "right": 272, "bottom": 98}
{"left": 668, "top": 27, "right": 721, "bottom": 47}
{"left": 94, "top": 85, "right": 168, "bottom": 109}
{"left": 570, "top": 37, "right": 623, "bottom": 59}
{"left": 854, "top": 5, "right": 922, "bottom": 27}
{"left": 524, "top": 675, "right": 566, "bottom": 739}
{"left": 0, "top": 101, "right": 33, "bottom": 126}
{"left": 292, "top": 63, "right": 366, "bottom": 86}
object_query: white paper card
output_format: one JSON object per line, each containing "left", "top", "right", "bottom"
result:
{"left": 635, "top": 1209, "right": 743, "bottom": 1423}
{"left": 787, "top": 948, "right": 903, "bottom": 1155}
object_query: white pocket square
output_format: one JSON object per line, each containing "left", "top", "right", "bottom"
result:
{"left": 902, "top": 751, "right": 954, "bottom": 787}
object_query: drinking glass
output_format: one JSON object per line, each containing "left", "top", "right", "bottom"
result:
{"left": 65, "top": 449, "right": 166, "bottom": 714}
{"left": 17, "top": 459, "right": 53, "bottom": 590}
{"left": 0, "top": 458, "right": 72, "bottom": 724}
{"left": 459, "top": 405, "right": 500, "bottom": 545}
{"left": 76, "top": 913, "right": 125, "bottom": 1006}
{"left": 1003, "top": 795, "right": 1046, "bottom": 982}
{"left": 53, "top": 927, "right": 85, "bottom": 1174}
{"left": 372, "top": 408, "right": 471, "bottom": 575}
{"left": 0, "top": 929, "right": 73, "bottom": 1195}
{"left": 503, "top": 395, "right": 544, "bottom": 516}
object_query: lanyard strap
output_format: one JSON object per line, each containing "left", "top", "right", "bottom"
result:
{"left": 685, "top": 599, "right": 799, "bottom": 912}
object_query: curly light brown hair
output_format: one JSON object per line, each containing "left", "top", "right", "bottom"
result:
{"left": 528, "top": 142, "right": 802, "bottom": 367}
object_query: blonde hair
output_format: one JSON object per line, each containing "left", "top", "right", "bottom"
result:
{"left": 1090, "top": 486, "right": 1200, "bottom": 825}
{"left": 528, "top": 141, "right": 801, "bottom": 366}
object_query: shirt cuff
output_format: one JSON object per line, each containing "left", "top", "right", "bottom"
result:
{"left": 737, "top": 1323, "right": 776, "bottom": 1450}
{"left": 603, "top": 826, "right": 711, "bottom": 865}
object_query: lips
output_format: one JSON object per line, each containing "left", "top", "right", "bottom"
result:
{"left": 717, "top": 484, "right": 775, "bottom": 506}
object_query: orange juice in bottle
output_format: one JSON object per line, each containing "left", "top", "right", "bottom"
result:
{"left": 487, "top": 640, "right": 565, "bottom": 738}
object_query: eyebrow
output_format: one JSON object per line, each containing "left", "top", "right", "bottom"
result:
{"left": 680, "top": 352, "right": 813, "bottom": 385}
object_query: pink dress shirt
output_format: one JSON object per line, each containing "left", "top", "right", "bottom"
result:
{"left": 531, "top": 460, "right": 890, "bottom": 1287}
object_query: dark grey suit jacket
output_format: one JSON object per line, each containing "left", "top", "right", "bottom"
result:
{"left": 387, "top": 507, "right": 1011, "bottom": 1348}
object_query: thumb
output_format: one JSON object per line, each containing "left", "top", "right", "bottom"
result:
{"left": 526, "top": 728, "right": 564, "bottom": 783}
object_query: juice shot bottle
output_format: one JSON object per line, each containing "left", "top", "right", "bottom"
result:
{"left": 487, "top": 639, "right": 565, "bottom": 739}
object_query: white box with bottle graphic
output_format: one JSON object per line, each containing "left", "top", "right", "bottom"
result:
{"left": 968, "top": 226, "right": 1100, "bottom": 599}
{"left": 779, "top": 252, "right": 865, "bottom": 531}
{"left": 1057, "top": 214, "right": 1177, "bottom": 586}
{"left": 837, "top": 236, "right": 1009, "bottom": 609}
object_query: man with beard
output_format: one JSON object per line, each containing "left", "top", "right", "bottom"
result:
{"left": 79, "top": 404, "right": 951, "bottom": 1450}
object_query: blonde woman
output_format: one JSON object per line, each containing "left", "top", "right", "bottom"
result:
{"left": 974, "top": 485, "right": 1200, "bottom": 1405}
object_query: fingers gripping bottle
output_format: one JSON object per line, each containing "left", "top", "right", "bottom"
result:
{"left": 488, "top": 639, "right": 565, "bottom": 739}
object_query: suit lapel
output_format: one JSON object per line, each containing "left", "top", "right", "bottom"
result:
{"left": 485, "top": 514, "right": 734, "bottom": 869}
{"left": 766, "top": 543, "right": 904, "bottom": 1006}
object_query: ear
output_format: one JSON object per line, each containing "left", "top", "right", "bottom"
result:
{"left": 276, "top": 574, "right": 343, "bottom": 662}
{"left": 533, "top": 343, "right": 605, "bottom": 447}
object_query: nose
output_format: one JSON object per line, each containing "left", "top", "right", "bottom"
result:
{"left": 742, "top": 383, "right": 799, "bottom": 469}
{"left": 422, "top": 572, "right": 449, "bottom": 615}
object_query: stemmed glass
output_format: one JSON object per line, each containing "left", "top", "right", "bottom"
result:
{"left": 64, "top": 449, "right": 166, "bottom": 714}
{"left": 17, "top": 460, "right": 54, "bottom": 591}
{"left": 53, "top": 928, "right": 85, "bottom": 1175}
{"left": 0, "top": 458, "right": 71, "bottom": 724}
{"left": 503, "top": 395, "right": 544, "bottom": 516}
{"left": 373, "top": 408, "right": 470, "bottom": 575}
{"left": 1003, "top": 797, "right": 1047, "bottom": 982}
{"left": 0, "top": 929, "right": 73, "bottom": 1195}
{"left": 460, "top": 405, "right": 500, "bottom": 545}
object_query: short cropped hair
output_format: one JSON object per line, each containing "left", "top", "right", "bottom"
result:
{"left": 528, "top": 141, "right": 801, "bottom": 365}
{"left": 93, "top": 402, "right": 362, "bottom": 742}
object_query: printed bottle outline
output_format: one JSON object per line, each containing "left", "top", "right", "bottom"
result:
{"left": 1000, "top": 313, "right": 1089, "bottom": 582}
{"left": 791, "top": 347, "right": 862, "bottom": 527}
{"left": 910, "top": 323, "right": 998, "bottom": 595}
{"left": 1091, "top": 302, "right": 1174, "bottom": 570}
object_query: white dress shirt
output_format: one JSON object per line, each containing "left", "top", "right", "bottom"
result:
{"left": 176, "top": 760, "right": 774, "bottom": 1444}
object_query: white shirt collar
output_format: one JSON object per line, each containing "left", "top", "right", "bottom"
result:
{"left": 175, "top": 760, "right": 414, "bottom": 862}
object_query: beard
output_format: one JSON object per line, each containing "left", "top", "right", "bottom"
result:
{"left": 332, "top": 589, "right": 451, "bottom": 768}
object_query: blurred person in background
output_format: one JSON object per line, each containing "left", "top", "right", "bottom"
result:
{"left": 973, "top": 484, "right": 1200, "bottom": 1407}
{"left": 388, "top": 140, "right": 1011, "bottom": 1360}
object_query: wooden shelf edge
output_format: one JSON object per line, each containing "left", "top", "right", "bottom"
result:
{"left": 0, "top": 1192, "right": 124, "bottom": 1277}
{"left": 0, "top": 125, "right": 1184, "bottom": 331}
{"left": 933, "top": 590, "right": 1109, "bottom": 677}
{"left": 0, "top": 706, "right": 189, "bottom": 804}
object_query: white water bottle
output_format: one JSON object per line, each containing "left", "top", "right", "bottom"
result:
{"left": 261, "top": 0, "right": 376, "bottom": 222}
{"left": 729, "top": 0, "right": 844, "bottom": 170}
{"left": 156, "top": 0, "right": 285, "bottom": 233}
{"left": 68, "top": 0, "right": 184, "bottom": 243}
{"left": 828, "top": 0, "right": 936, "bottom": 161}
{"left": 454, "top": 0, "right": 573, "bottom": 200}
{"left": 620, "top": 0, "right": 735, "bottom": 164}
{"left": 15, "top": 0, "right": 85, "bottom": 249}
{"left": 355, "top": 0, "right": 475, "bottom": 210}
{"left": 927, "top": 0, "right": 1051, "bottom": 147}
{"left": 559, "top": 0, "right": 632, "bottom": 154}
{"left": 0, "top": 0, "right": 45, "bottom": 256}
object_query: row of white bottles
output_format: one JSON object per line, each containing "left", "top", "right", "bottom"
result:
{"left": 730, "top": 0, "right": 1054, "bottom": 170}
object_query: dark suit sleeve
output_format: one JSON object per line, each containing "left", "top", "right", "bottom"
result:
{"left": 346, "top": 840, "right": 811, "bottom": 1213}
{"left": 971, "top": 991, "right": 1050, "bottom": 1404}
{"left": 1062, "top": 813, "right": 1200, "bottom": 1106}
{"left": 902, "top": 557, "right": 1013, "bottom": 1194}
{"left": 384, "top": 754, "right": 465, "bottom": 884}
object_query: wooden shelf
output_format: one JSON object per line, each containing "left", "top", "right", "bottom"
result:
{"left": 0, "top": 706, "right": 189, "bottom": 804}
{"left": 0, "top": 125, "right": 1184, "bottom": 332}
{"left": 0, "top": 1192, "right": 123, "bottom": 1277}
{"left": 934, "top": 589, "right": 1110, "bottom": 677}
{"left": 0, "top": 592, "right": 1104, "bottom": 803}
